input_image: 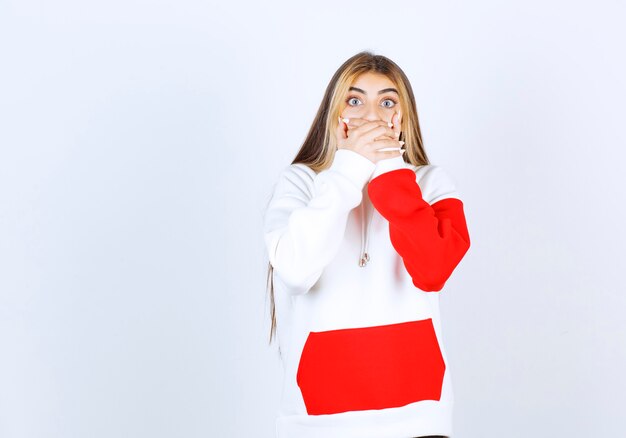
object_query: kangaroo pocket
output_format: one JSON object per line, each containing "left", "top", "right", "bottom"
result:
{"left": 296, "top": 318, "right": 446, "bottom": 416}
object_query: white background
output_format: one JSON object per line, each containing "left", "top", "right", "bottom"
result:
{"left": 1, "top": 1, "right": 625, "bottom": 437}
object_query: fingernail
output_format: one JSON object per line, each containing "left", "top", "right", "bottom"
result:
{"left": 342, "top": 118, "right": 350, "bottom": 123}
{"left": 400, "top": 148, "right": 406, "bottom": 155}
{"left": 387, "top": 122, "right": 393, "bottom": 128}
{"left": 399, "top": 141, "right": 405, "bottom": 145}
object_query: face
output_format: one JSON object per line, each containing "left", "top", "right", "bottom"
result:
{"left": 340, "top": 72, "right": 401, "bottom": 124}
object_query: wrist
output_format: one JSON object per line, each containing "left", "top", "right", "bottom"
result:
{"left": 370, "top": 155, "right": 411, "bottom": 181}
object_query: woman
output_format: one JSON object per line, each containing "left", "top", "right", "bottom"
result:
{"left": 263, "top": 51, "right": 471, "bottom": 438}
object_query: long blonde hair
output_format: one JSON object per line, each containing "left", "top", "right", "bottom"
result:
{"left": 266, "top": 50, "right": 431, "bottom": 346}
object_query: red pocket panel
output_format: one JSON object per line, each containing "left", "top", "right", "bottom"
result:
{"left": 296, "top": 318, "right": 446, "bottom": 415}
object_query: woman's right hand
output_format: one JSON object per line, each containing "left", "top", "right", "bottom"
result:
{"left": 335, "top": 116, "right": 404, "bottom": 164}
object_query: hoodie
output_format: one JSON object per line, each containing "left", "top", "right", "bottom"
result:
{"left": 263, "top": 148, "right": 471, "bottom": 438}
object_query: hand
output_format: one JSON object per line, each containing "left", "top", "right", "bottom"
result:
{"left": 335, "top": 112, "right": 404, "bottom": 164}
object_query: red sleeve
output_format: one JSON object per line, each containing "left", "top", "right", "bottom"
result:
{"left": 367, "top": 167, "right": 471, "bottom": 292}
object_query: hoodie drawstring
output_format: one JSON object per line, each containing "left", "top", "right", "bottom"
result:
{"left": 359, "top": 200, "right": 373, "bottom": 267}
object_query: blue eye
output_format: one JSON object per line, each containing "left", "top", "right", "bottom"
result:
{"left": 345, "top": 95, "right": 398, "bottom": 108}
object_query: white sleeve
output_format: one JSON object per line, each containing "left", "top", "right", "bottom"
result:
{"left": 263, "top": 149, "right": 376, "bottom": 295}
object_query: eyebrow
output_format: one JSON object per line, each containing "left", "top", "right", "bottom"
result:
{"left": 349, "top": 86, "right": 399, "bottom": 95}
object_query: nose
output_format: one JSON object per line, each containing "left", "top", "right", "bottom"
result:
{"left": 363, "top": 104, "right": 384, "bottom": 122}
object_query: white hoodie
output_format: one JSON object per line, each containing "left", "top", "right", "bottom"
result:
{"left": 263, "top": 148, "right": 471, "bottom": 438}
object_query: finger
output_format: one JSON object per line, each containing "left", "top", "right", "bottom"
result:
{"left": 336, "top": 116, "right": 347, "bottom": 139}
{"left": 362, "top": 124, "right": 397, "bottom": 141}
{"left": 343, "top": 118, "right": 390, "bottom": 131}
{"left": 371, "top": 138, "right": 405, "bottom": 150}
{"left": 373, "top": 124, "right": 400, "bottom": 141}
{"left": 391, "top": 110, "right": 402, "bottom": 138}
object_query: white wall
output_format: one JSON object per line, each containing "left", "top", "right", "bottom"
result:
{"left": 1, "top": 0, "right": 624, "bottom": 437}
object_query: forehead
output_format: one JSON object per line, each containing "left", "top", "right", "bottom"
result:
{"left": 351, "top": 72, "right": 396, "bottom": 90}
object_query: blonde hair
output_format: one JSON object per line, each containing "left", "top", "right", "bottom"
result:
{"left": 266, "top": 50, "right": 431, "bottom": 347}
